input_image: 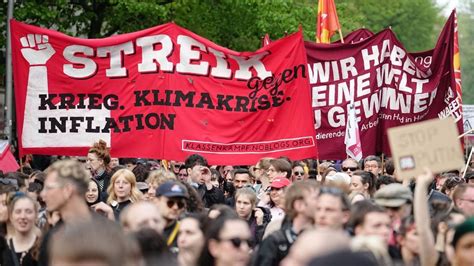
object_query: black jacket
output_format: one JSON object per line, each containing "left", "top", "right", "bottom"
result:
{"left": 197, "top": 184, "right": 224, "bottom": 208}
{"left": 247, "top": 206, "right": 272, "bottom": 246}
{"left": 251, "top": 217, "right": 296, "bottom": 266}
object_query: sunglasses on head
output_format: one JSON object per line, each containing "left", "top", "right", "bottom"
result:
{"left": 166, "top": 199, "right": 185, "bottom": 209}
{"left": 342, "top": 167, "right": 358, "bottom": 172}
{"left": 294, "top": 171, "right": 304, "bottom": 176}
{"left": 219, "top": 237, "right": 252, "bottom": 248}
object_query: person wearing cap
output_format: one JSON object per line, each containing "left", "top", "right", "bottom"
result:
{"left": 154, "top": 180, "right": 189, "bottom": 253}
{"left": 185, "top": 154, "right": 224, "bottom": 208}
{"left": 451, "top": 217, "right": 474, "bottom": 266}
{"left": 258, "top": 177, "right": 291, "bottom": 222}
{"left": 374, "top": 183, "right": 413, "bottom": 248}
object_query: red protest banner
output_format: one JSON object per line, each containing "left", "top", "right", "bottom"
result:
{"left": 11, "top": 21, "right": 317, "bottom": 165}
{"left": 306, "top": 11, "right": 462, "bottom": 159}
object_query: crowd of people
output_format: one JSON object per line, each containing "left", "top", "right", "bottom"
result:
{"left": 0, "top": 139, "right": 473, "bottom": 266}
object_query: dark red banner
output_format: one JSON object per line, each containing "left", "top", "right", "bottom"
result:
{"left": 11, "top": 20, "right": 317, "bottom": 165}
{"left": 306, "top": 11, "right": 462, "bottom": 159}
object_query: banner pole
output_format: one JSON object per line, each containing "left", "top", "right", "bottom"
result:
{"left": 5, "top": 0, "right": 14, "bottom": 145}
{"left": 338, "top": 28, "right": 344, "bottom": 43}
{"left": 462, "top": 147, "right": 473, "bottom": 179}
{"left": 458, "top": 128, "right": 474, "bottom": 139}
{"left": 381, "top": 154, "right": 385, "bottom": 175}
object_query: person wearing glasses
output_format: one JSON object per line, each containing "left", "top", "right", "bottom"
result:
{"left": 154, "top": 180, "right": 189, "bottom": 253}
{"left": 341, "top": 158, "right": 360, "bottom": 177}
{"left": 291, "top": 161, "right": 306, "bottom": 182}
{"left": 198, "top": 213, "right": 252, "bottom": 266}
{"left": 453, "top": 183, "right": 474, "bottom": 217}
{"left": 363, "top": 156, "right": 382, "bottom": 177}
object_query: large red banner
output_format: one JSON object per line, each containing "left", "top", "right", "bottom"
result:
{"left": 306, "top": 11, "right": 462, "bottom": 159}
{"left": 11, "top": 21, "right": 317, "bottom": 165}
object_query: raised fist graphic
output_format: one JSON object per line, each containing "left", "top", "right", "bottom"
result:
{"left": 20, "top": 34, "right": 55, "bottom": 66}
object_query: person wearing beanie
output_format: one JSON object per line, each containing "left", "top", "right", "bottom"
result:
{"left": 451, "top": 217, "right": 474, "bottom": 266}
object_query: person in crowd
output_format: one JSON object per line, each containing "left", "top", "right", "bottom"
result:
{"left": 375, "top": 175, "right": 396, "bottom": 190}
{"left": 86, "top": 140, "right": 111, "bottom": 199}
{"left": 120, "top": 201, "right": 165, "bottom": 234}
{"left": 145, "top": 169, "right": 176, "bottom": 201}
{"left": 384, "top": 158, "right": 395, "bottom": 176}
{"left": 451, "top": 217, "right": 474, "bottom": 266}
{"left": 185, "top": 154, "right": 224, "bottom": 208}
{"left": 154, "top": 180, "right": 188, "bottom": 253}
{"left": 234, "top": 188, "right": 271, "bottom": 246}
{"left": 350, "top": 200, "right": 391, "bottom": 245}
{"left": 320, "top": 166, "right": 337, "bottom": 184}
{"left": 170, "top": 161, "right": 184, "bottom": 175}
{"left": 252, "top": 157, "right": 273, "bottom": 193}
{"left": 210, "top": 169, "right": 221, "bottom": 188}
{"left": 132, "top": 163, "right": 150, "bottom": 183}
{"left": 465, "top": 171, "right": 474, "bottom": 184}
{"left": 324, "top": 172, "right": 351, "bottom": 191}
{"left": 349, "top": 170, "right": 376, "bottom": 203}
{"left": 452, "top": 183, "right": 474, "bottom": 217}
{"left": 341, "top": 158, "right": 359, "bottom": 177}
{"left": 132, "top": 228, "right": 172, "bottom": 266}
{"left": 373, "top": 183, "right": 413, "bottom": 247}
{"left": 177, "top": 213, "right": 207, "bottom": 266}
{"left": 49, "top": 219, "right": 143, "bottom": 266}
{"left": 181, "top": 181, "right": 205, "bottom": 214}
{"left": 291, "top": 161, "right": 306, "bottom": 182}
{"left": 5, "top": 173, "right": 29, "bottom": 193}
{"left": 198, "top": 213, "right": 252, "bottom": 266}
{"left": 103, "top": 169, "right": 142, "bottom": 220}
{"left": 307, "top": 249, "right": 378, "bottom": 266}
{"left": 441, "top": 175, "right": 465, "bottom": 198}
{"left": 220, "top": 166, "right": 234, "bottom": 183}
{"left": 398, "top": 215, "right": 421, "bottom": 265}
{"left": 39, "top": 159, "right": 94, "bottom": 266}
{"left": 27, "top": 171, "right": 45, "bottom": 188}
{"left": 267, "top": 159, "right": 292, "bottom": 182}
{"left": 363, "top": 155, "right": 382, "bottom": 177}
{"left": 232, "top": 168, "right": 252, "bottom": 190}
{"left": 85, "top": 178, "right": 102, "bottom": 207}
{"left": 108, "top": 157, "right": 120, "bottom": 169}
{"left": 208, "top": 204, "right": 236, "bottom": 219}
{"left": 258, "top": 177, "right": 290, "bottom": 221}
{"left": 2, "top": 195, "right": 41, "bottom": 266}
{"left": 177, "top": 165, "right": 189, "bottom": 183}
{"left": 121, "top": 158, "right": 138, "bottom": 171}
{"left": 314, "top": 186, "right": 351, "bottom": 230}
{"left": 281, "top": 229, "right": 351, "bottom": 266}
{"left": 0, "top": 184, "right": 17, "bottom": 237}
{"left": 253, "top": 180, "right": 319, "bottom": 265}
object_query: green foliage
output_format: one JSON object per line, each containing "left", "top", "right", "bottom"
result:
{"left": 0, "top": 0, "right": 442, "bottom": 78}
{"left": 457, "top": 1, "right": 474, "bottom": 104}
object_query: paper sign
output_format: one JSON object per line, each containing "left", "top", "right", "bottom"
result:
{"left": 388, "top": 117, "right": 464, "bottom": 179}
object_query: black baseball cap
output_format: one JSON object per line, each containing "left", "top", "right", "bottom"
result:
{"left": 156, "top": 181, "right": 188, "bottom": 199}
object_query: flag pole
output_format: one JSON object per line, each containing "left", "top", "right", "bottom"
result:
{"left": 5, "top": 0, "right": 14, "bottom": 145}
{"left": 463, "top": 147, "right": 473, "bottom": 179}
{"left": 338, "top": 28, "right": 344, "bottom": 43}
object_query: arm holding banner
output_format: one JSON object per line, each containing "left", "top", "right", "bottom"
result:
{"left": 414, "top": 168, "right": 439, "bottom": 266}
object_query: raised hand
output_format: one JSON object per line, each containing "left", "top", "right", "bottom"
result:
{"left": 20, "top": 34, "right": 55, "bottom": 65}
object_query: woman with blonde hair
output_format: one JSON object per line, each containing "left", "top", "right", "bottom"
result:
{"left": 104, "top": 169, "right": 142, "bottom": 220}
{"left": 145, "top": 169, "right": 176, "bottom": 200}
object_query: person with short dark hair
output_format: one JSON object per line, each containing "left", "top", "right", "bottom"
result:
{"left": 363, "top": 156, "right": 382, "bottom": 177}
{"left": 185, "top": 154, "right": 224, "bottom": 208}
{"left": 198, "top": 213, "right": 251, "bottom": 266}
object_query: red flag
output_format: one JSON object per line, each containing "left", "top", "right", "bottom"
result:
{"left": 316, "top": 0, "right": 341, "bottom": 43}
{"left": 0, "top": 141, "right": 19, "bottom": 173}
{"left": 453, "top": 11, "right": 462, "bottom": 104}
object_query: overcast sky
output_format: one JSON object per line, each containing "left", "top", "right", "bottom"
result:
{"left": 437, "top": 0, "right": 459, "bottom": 16}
